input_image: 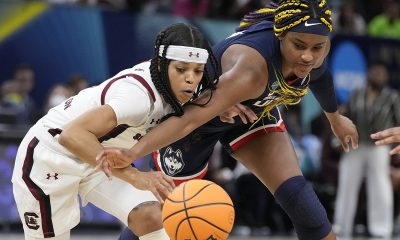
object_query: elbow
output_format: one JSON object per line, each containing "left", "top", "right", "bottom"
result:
{"left": 248, "top": 77, "right": 267, "bottom": 99}
{"left": 58, "top": 130, "right": 74, "bottom": 149}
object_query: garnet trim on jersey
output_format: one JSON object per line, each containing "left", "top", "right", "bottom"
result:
{"left": 98, "top": 124, "right": 129, "bottom": 143}
{"left": 48, "top": 124, "right": 130, "bottom": 143}
{"left": 21, "top": 137, "right": 55, "bottom": 238}
{"left": 101, "top": 73, "right": 156, "bottom": 105}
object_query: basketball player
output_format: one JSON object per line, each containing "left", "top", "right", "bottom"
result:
{"left": 372, "top": 127, "right": 400, "bottom": 154}
{"left": 11, "top": 23, "right": 219, "bottom": 240}
{"left": 97, "top": 1, "right": 359, "bottom": 239}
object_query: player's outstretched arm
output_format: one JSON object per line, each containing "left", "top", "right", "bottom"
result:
{"left": 371, "top": 127, "right": 400, "bottom": 155}
{"left": 96, "top": 45, "right": 268, "bottom": 173}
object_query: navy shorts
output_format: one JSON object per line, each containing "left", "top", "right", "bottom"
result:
{"left": 151, "top": 106, "right": 285, "bottom": 184}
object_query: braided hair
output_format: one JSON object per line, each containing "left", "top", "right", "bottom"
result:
{"left": 236, "top": 0, "right": 332, "bottom": 128}
{"left": 237, "top": 0, "right": 332, "bottom": 36}
{"left": 150, "top": 23, "right": 219, "bottom": 120}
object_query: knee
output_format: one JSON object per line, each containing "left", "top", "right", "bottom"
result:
{"left": 127, "top": 201, "right": 163, "bottom": 236}
{"left": 274, "top": 176, "right": 332, "bottom": 240}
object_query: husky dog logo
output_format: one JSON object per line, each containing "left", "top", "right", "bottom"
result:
{"left": 162, "top": 147, "right": 184, "bottom": 176}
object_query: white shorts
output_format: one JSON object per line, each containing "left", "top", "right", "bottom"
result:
{"left": 12, "top": 124, "right": 158, "bottom": 239}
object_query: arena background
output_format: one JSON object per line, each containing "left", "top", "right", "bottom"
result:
{"left": 1, "top": 1, "right": 400, "bottom": 239}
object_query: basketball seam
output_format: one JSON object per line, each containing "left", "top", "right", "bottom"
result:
{"left": 166, "top": 182, "right": 214, "bottom": 203}
{"left": 162, "top": 202, "right": 234, "bottom": 222}
{"left": 183, "top": 182, "right": 198, "bottom": 240}
{"left": 186, "top": 216, "right": 231, "bottom": 233}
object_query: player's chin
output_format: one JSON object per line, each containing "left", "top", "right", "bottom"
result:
{"left": 177, "top": 94, "right": 192, "bottom": 104}
{"left": 294, "top": 66, "right": 312, "bottom": 78}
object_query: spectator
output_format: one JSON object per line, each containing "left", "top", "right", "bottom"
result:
{"left": 333, "top": 61, "right": 400, "bottom": 238}
{"left": 0, "top": 80, "right": 22, "bottom": 124}
{"left": 332, "top": 2, "right": 367, "bottom": 35}
{"left": 368, "top": 0, "right": 400, "bottom": 39}
{"left": 12, "top": 64, "right": 40, "bottom": 125}
{"left": 66, "top": 74, "right": 89, "bottom": 95}
{"left": 171, "top": 0, "right": 210, "bottom": 18}
{"left": 43, "top": 84, "right": 73, "bottom": 114}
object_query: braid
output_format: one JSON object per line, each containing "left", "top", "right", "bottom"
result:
{"left": 237, "top": 0, "right": 332, "bottom": 35}
{"left": 236, "top": 3, "right": 277, "bottom": 32}
{"left": 150, "top": 23, "right": 219, "bottom": 120}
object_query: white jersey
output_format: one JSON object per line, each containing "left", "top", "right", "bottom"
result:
{"left": 12, "top": 61, "right": 172, "bottom": 239}
{"left": 39, "top": 61, "right": 173, "bottom": 157}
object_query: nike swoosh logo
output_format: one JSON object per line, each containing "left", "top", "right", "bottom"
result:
{"left": 304, "top": 21, "right": 322, "bottom": 27}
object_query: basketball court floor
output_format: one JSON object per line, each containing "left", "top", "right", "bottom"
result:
{"left": 0, "top": 232, "right": 399, "bottom": 240}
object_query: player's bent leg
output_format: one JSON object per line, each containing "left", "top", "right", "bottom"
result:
{"left": 137, "top": 228, "right": 169, "bottom": 240}
{"left": 229, "top": 132, "right": 336, "bottom": 240}
{"left": 127, "top": 202, "right": 164, "bottom": 236}
{"left": 274, "top": 175, "right": 333, "bottom": 240}
{"left": 82, "top": 174, "right": 168, "bottom": 239}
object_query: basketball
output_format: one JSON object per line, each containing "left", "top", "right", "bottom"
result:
{"left": 162, "top": 179, "right": 235, "bottom": 240}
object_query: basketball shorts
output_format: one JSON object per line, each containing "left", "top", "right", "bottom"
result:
{"left": 12, "top": 124, "right": 158, "bottom": 239}
{"left": 152, "top": 106, "right": 285, "bottom": 184}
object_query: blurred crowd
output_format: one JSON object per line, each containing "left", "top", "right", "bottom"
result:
{"left": 28, "top": 0, "right": 400, "bottom": 39}
{"left": 2, "top": 0, "right": 400, "bottom": 238}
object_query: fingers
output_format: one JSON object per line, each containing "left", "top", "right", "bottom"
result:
{"left": 375, "top": 136, "right": 400, "bottom": 146}
{"left": 149, "top": 187, "right": 164, "bottom": 204}
{"left": 341, "top": 135, "right": 350, "bottom": 153}
{"left": 155, "top": 172, "right": 175, "bottom": 194}
{"left": 371, "top": 127, "right": 400, "bottom": 140}
{"left": 94, "top": 158, "right": 113, "bottom": 180}
{"left": 150, "top": 173, "right": 176, "bottom": 203}
{"left": 219, "top": 115, "right": 234, "bottom": 123}
{"left": 235, "top": 104, "right": 258, "bottom": 123}
{"left": 237, "top": 111, "right": 248, "bottom": 124}
{"left": 350, "top": 133, "right": 359, "bottom": 150}
{"left": 390, "top": 145, "right": 400, "bottom": 155}
{"left": 102, "top": 159, "right": 113, "bottom": 180}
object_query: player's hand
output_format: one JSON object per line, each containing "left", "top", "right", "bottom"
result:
{"left": 371, "top": 127, "right": 400, "bottom": 155}
{"left": 95, "top": 148, "right": 135, "bottom": 178}
{"left": 330, "top": 115, "right": 359, "bottom": 152}
{"left": 131, "top": 170, "right": 175, "bottom": 203}
{"left": 219, "top": 103, "right": 257, "bottom": 124}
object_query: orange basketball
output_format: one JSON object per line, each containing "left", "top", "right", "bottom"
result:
{"left": 162, "top": 179, "right": 235, "bottom": 240}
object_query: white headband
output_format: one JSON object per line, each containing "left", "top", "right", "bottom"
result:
{"left": 158, "top": 45, "right": 209, "bottom": 64}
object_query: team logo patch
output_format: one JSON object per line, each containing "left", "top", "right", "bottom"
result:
{"left": 24, "top": 212, "right": 40, "bottom": 230}
{"left": 162, "top": 147, "right": 184, "bottom": 176}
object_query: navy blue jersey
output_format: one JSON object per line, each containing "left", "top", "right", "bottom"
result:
{"left": 152, "top": 21, "right": 330, "bottom": 183}
{"left": 212, "top": 20, "right": 328, "bottom": 115}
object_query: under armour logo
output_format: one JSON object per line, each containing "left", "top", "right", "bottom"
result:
{"left": 46, "top": 173, "right": 59, "bottom": 180}
{"left": 149, "top": 118, "right": 160, "bottom": 125}
{"left": 24, "top": 212, "right": 40, "bottom": 230}
{"left": 188, "top": 52, "right": 199, "bottom": 58}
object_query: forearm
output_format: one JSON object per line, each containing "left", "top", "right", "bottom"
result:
{"left": 59, "top": 128, "right": 103, "bottom": 167}
{"left": 112, "top": 166, "right": 139, "bottom": 184}
{"left": 130, "top": 112, "right": 198, "bottom": 158}
{"left": 60, "top": 127, "right": 141, "bottom": 183}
